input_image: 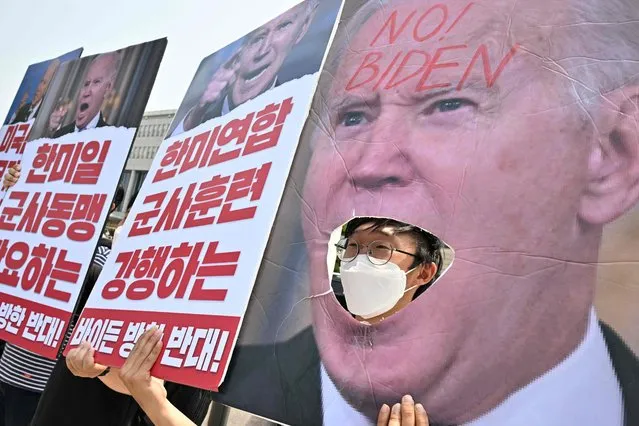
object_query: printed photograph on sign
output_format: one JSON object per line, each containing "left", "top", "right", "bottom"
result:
{"left": 204, "top": 0, "right": 639, "bottom": 425}
{"left": 3, "top": 48, "right": 83, "bottom": 126}
{"left": 168, "top": 0, "right": 340, "bottom": 138}
{"left": 29, "top": 42, "right": 166, "bottom": 140}
{"left": 0, "top": 38, "right": 166, "bottom": 361}
{"left": 65, "top": 0, "right": 343, "bottom": 403}
{"left": 0, "top": 48, "right": 83, "bottom": 201}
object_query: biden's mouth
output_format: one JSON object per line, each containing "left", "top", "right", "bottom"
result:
{"left": 79, "top": 102, "right": 90, "bottom": 112}
{"left": 243, "top": 63, "right": 271, "bottom": 83}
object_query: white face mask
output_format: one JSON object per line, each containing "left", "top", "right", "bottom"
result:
{"left": 340, "top": 255, "right": 416, "bottom": 320}
{"left": 112, "top": 225, "right": 123, "bottom": 247}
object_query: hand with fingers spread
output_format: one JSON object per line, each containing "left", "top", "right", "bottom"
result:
{"left": 119, "top": 327, "right": 167, "bottom": 404}
{"left": 2, "top": 163, "right": 20, "bottom": 190}
{"left": 120, "top": 327, "right": 195, "bottom": 426}
{"left": 183, "top": 58, "right": 239, "bottom": 131}
{"left": 66, "top": 341, "right": 109, "bottom": 378}
{"left": 378, "top": 395, "right": 429, "bottom": 426}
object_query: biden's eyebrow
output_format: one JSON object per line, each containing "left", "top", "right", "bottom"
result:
{"left": 329, "top": 91, "right": 380, "bottom": 113}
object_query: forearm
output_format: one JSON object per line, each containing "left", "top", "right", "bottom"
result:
{"left": 133, "top": 393, "right": 197, "bottom": 426}
{"left": 98, "top": 367, "right": 130, "bottom": 394}
{"left": 98, "top": 368, "right": 164, "bottom": 396}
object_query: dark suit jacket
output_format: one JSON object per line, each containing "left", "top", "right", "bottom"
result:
{"left": 196, "top": 78, "right": 282, "bottom": 126}
{"left": 52, "top": 114, "right": 108, "bottom": 138}
{"left": 11, "top": 102, "right": 38, "bottom": 124}
{"left": 211, "top": 322, "right": 639, "bottom": 426}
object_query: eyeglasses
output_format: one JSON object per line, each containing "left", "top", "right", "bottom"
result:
{"left": 335, "top": 238, "right": 417, "bottom": 266}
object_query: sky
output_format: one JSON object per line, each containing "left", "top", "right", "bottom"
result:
{"left": 0, "top": 0, "right": 303, "bottom": 117}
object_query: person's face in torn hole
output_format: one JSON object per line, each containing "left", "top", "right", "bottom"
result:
{"left": 300, "top": 0, "right": 639, "bottom": 423}
{"left": 336, "top": 218, "right": 441, "bottom": 324}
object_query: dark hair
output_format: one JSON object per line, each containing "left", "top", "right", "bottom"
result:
{"left": 113, "top": 186, "right": 125, "bottom": 209}
{"left": 343, "top": 217, "right": 444, "bottom": 299}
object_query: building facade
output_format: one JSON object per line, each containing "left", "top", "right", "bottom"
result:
{"left": 111, "top": 109, "right": 176, "bottom": 227}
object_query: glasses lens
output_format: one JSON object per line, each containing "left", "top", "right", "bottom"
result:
{"left": 336, "top": 238, "right": 358, "bottom": 262}
{"left": 368, "top": 241, "right": 393, "bottom": 265}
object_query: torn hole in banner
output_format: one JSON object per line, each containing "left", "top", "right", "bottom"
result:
{"left": 324, "top": 216, "right": 454, "bottom": 324}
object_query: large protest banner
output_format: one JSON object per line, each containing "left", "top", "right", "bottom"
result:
{"left": 183, "top": 0, "right": 639, "bottom": 425}
{"left": 0, "top": 39, "right": 167, "bottom": 359}
{"left": 67, "top": 0, "right": 343, "bottom": 393}
{"left": 0, "top": 48, "right": 83, "bottom": 203}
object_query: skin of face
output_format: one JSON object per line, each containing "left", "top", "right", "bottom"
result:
{"left": 33, "top": 60, "right": 59, "bottom": 106}
{"left": 343, "top": 223, "right": 437, "bottom": 324}
{"left": 75, "top": 55, "right": 116, "bottom": 129}
{"left": 230, "top": 2, "right": 313, "bottom": 106}
{"left": 300, "top": 0, "right": 639, "bottom": 423}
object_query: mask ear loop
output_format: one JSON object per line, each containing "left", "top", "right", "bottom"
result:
{"left": 403, "top": 266, "right": 420, "bottom": 294}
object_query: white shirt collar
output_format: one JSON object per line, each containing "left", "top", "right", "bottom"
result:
{"left": 222, "top": 77, "right": 278, "bottom": 115}
{"left": 321, "top": 308, "right": 624, "bottom": 426}
{"left": 27, "top": 101, "right": 41, "bottom": 121}
{"left": 75, "top": 112, "right": 101, "bottom": 132}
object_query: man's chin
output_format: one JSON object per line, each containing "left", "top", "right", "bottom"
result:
{"left": 233, "top": 77, "right": 275, "bottom": 105}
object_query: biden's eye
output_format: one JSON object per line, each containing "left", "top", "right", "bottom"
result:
{"left": 277, "top": 21, "right": 293, "bottom": 31}
{"left": 434, "top": 98, "right": 470, "bottom": 113}
{"left": 339, "top": 111, "right": 367, "bottom": 127}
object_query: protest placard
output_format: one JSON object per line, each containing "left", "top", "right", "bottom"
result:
{"left": 0, "top": 39, "right": 166, "bottom": 359}
{"left": 0, "top": 48, "right": 83, "bottom": 204}
{"left": 67, "top": 0, "right": 342, "bottom": 392}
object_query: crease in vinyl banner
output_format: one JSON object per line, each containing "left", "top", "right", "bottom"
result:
{"left": 203, "top": 0, "right": 639, "bottom": 425}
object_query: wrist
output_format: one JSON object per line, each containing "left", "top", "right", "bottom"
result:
{"left": 96, "top": 366, "right": 111, "bottom": 377}
{"left": 134, "top": 386, "right": 170, "bottom": 419}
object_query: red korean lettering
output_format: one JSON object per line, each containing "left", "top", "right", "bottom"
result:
{"left": 72, "top": 140, "right": 110, "bottom": 184}
{"left": 45, "top": 249, "right": 81, "bottom": 302}
{"left": 156, "top": 242, "right": 204, "bottom": 299}
{"left": 179, "top": 131, "right": 210, "bottom": 174}
{"left": 154, "top": 184, "right": 196, "bottom": 233}
{"left": 217, "top": 163, "right": 272, "bottom": 224}
{"left": 129, "top": 191, "right": 167, "bottom": 236}
{"left": 21, "top": 243, "right": 56, "bottom": 294}
{"left": 153, "top": 139, "right": 189, "bottom": 182}
{"left": 18, "top": 192, "right": 52, "bottom": 234}
{"left": 0, "top": 241, "right": 29, "bottom": 288}
{"left": 0, "top": 192, "right": 29, "bottom": 231}
{"left": 243, "top": 98, "right": 293, "bottom": 155}
{"left": 184, "top": 175, "right": 229, "bottom": 229}
{"left": 190, "top": 241, "right": 241, "bottom": 301}
{"left": 209, "top": 114, "right": 252, "bottom": 166}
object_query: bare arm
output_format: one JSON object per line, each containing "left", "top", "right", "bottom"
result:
{"left": 66, "top": 342, "right": 164, "bottom": 396}
{"left": 119, "top": 328, "right": 196, "bottom": 426}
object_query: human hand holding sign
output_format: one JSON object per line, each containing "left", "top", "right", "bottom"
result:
{"left": 66, "top": 341, "right": 110, "bottom": 378}
{"left": 120, "top": 327, "right": 196, "bottom": 426}
{"left": 67, "top": 328, "right": 194, "bottom": 425}
{"left": 183, "top": 55, "right": 240, "bottom": 132}
{"left": 2, "top": 163, "right": 20, "bottom": 190}
{"left": 378, "top": 395, "right": 429, "bottom": 426}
